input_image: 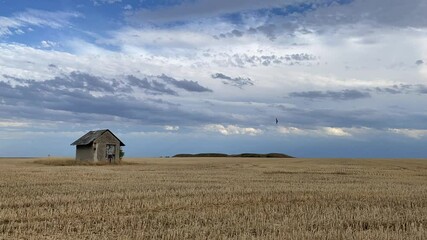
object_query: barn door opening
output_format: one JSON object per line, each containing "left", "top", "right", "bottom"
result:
{"left": 106, "top": 144, "right": 116, "bottom": 163}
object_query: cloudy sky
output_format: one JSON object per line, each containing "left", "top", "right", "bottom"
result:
{"left": 0, "top": 0, "right": 426, "bottom": 158}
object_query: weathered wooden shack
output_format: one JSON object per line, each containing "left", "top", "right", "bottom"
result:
{"left": 71, "top": 129, "right": 125, "bottom": 163}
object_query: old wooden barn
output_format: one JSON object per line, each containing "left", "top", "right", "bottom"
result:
{"left": 71, "top": 129, "right": 125, "bottom": 163}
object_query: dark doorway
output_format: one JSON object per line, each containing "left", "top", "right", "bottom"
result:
{"left": 106, "top": 144, "right": 116, "bottom": 163}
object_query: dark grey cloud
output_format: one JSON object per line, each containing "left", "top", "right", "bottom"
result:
{"left": 268, "top": 0, "right": 427, "bottom": 40}
{"left": 373, "top": 86, "right": 406, "bottom": 95}
{"left": 214, "top": 23, "right": 278, "bottom": 41}
{"left": 287, "top": 108, "right": 381, "bottom": 128}
{"left": 289, "top": 89, "right": 371, "bottom": 101}
{"left": 125, "top": 0, "right": 426, "bottom": 46}
{"left": 373, "top": 84, "right": 427, "bottom": 95}
{"left": 250, "top": 24, "right": 277, "bottom": 40}
{"left": 127, "top": 75, "right": 177, "bottom": 95}
{"left": 271, "top": 104, "right": 427, "bottom": 130}
{"left": 157, "top": 74, "right": 212, "bottom": 92}
{"left": 282, "top": 84, "right": 427, "bottom": 129}
{"left": 0, "top": 72, "right": 222, "bottom": 126}
{"left": 417, "top": 85, "right": 427, "bottom": 94}
{"left": 3, "top": 72, "right": 121, "bottom": 94}
{"left": 211, "top": 73, "right": 254, "bottom": 88}
{"left": 231, "top": 29, "right": 243, "bottom": 37}
{"left": 211, "top": 53, "right": 317, "bottom": 67}
{"left": 15, "top": 72, "right": 209, "bottom": 97}
{"left": 126, "top": 0, "right": 301, "bottom": 24}
{"left": 304, "top": 0, "right": 427, "bottom": 29}
{"left": 7, "top": 72, "right": 212, "bottom": 97}
{"left": 2, "top": 72, "right": 212, "bottom": 103}
{"left": 416, "top": 60, "right": 424, "bottom": 65}
{"left": 2, "top": 71, "right": 426, "bottom": 133}
{"left": 289, "top": 84, "right": 427, "bottom": 102}
{"left": 214, "top": 29, "right": 244, "bottom": 39}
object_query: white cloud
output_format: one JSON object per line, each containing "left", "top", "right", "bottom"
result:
{"left": 278, "top": 126, "right": 352, "bottom": 137}
{"left": 0, "top": 16, "right": 22, "bottom": 36}
{"left": 40, "top": 40, "right": 57, "bottom": 49}
{"left": 92, "top": 0, "right": 122, "bottom": 5}
{"left": 323, "top": 127, "right": 351, "bottom": 137}
{"left": 104, "top": 27, "right": 217, "bottom": 51}
{"left": 388, "top": 128, "right": 427, "bottom": 139}
{"left": 164, "top": 125, "right": 179, "bottom": 131}
{"left": 0, "top": 9, "right": 81, "bottom": 37}
{"left": 204, "top": 124, "right": 263, "bottom": 136}
{"left": 14, "top": 29, "right": 25, "bottom": 35}
{"left": 277, "top": 127, "right": 306, "bottom": 135}
{"left": 0, "top": 121, "right": 29, "bottom": 128}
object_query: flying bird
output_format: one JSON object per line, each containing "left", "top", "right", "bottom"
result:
{"left": 276, "top": 118, "right": 278, "bottom": 124}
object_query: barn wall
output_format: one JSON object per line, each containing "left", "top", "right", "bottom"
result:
{"left": 76, "top": 145, "right": 94, "bottom": 161}
{"left": 94, "top": 131, "right": 121, "bottom": 163}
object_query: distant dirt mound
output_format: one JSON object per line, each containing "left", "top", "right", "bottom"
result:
{"left": 173, "top": 153, "right": 294, "bottom": 158}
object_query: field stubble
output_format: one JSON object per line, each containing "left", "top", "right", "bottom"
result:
{"left": 0, "top": 157, "right": 426, "bottom": 239}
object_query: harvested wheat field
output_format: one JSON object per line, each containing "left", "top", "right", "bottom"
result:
{"left": 0, "top": 157, "right": 426, "bottom": 239}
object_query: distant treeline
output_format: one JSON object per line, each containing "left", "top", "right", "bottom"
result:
{"left": 173, "top": 153, "right": 294, "bottom": 158}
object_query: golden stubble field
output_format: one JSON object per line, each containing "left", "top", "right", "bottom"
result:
{"left": 0, "top": 157, "right": 426, "bottom": 239}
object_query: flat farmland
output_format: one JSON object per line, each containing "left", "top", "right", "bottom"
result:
{"left": 0, "top": 157, "right": 426, "bottom": 239}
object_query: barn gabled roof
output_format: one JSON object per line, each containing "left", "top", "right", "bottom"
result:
{"left": 71, "top": 129, "right": 125, "bottom": 146}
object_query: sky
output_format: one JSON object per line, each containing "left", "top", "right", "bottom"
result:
{"left": 0, "top": 0, "right": 426, "bottom": 158}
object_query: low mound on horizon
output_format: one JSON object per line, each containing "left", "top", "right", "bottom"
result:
{"left": 173, "top": 153, "right": 294, "bottom": 158}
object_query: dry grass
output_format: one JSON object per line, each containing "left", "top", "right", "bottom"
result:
{"left": 0, "top": 157, "right": 426, "bottom": 239}
{"left": 33, "top": 158, "right": 138, "bottom": 166}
